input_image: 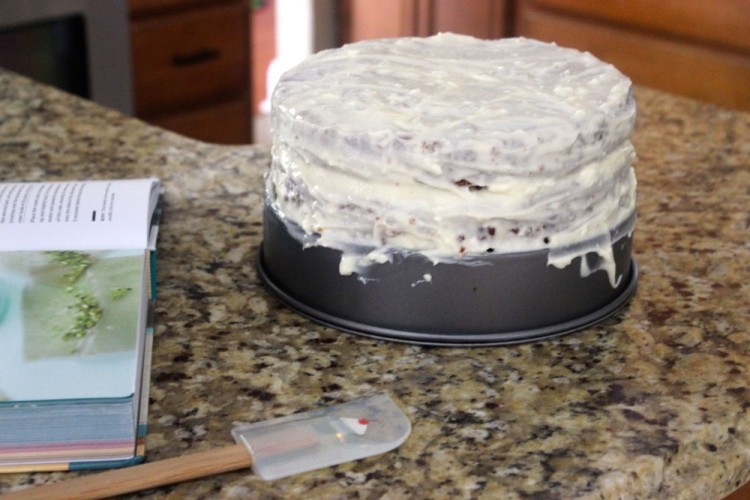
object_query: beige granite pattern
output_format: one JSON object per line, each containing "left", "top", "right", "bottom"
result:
{"left": 0, "top": 69, "right": 748, "bottom": 499}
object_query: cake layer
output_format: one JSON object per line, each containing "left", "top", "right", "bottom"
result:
{"left": 268, "top": 34, "right": 637, "bottom": 277}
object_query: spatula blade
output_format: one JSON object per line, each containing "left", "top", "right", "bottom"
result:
{"left": 231, "top": 393, "right": 411, "bottom": 480}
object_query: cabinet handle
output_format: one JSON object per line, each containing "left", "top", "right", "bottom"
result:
{"left": 172, "top": 48, "right": 221, "bottom": 66}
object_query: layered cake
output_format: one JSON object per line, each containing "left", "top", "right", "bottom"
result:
{"left": 260, "top": 34, "right": 637, "bottom": 343}
{"left": 266, "top": 34, "right": 636, "bottom": 287}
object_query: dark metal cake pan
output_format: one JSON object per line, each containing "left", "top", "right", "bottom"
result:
{"left": 258, "top": 205, "right": 637, "bottom": 346}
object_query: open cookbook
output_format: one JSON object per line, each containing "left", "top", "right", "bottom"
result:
{"left": 0, "top": 178, "right": 162, "bottom": 472}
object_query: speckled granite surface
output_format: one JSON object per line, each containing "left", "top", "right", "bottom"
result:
{"left": 0, "top": 69, "right": 748, "bottom": 499}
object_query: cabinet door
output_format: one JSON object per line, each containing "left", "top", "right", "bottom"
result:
{"left": 130, "top": 2, "right": 249, "bottom": 117}
{"left": 516, "top": 2, "right": 750, "bottom": 111}
{"left": 149, "top": 99, "right": 250, "bottom": 144}
{"left": 526, "top": 0, "right": 750, "bottom": 52}
{"left": 129, "top": 0, "right": 219, "bottom": 17}
{"left": 340, "top": 0, "right": 428, "bottom": 42}
{"left": 432, "top": 0, "right": 508, "bottom": 39}
{"left": 340, "top": 0, "right": 511, "bottom": 43}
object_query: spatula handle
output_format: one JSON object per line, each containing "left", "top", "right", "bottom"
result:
{"left": 2, "top": 443, "right": 252, "bottom": 500}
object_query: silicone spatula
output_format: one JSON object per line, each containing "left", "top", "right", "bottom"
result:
{"left": 2, "top": 393, "right": 411, "bottom": 500}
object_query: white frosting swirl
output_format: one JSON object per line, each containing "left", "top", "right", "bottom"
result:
{"left": 267, "top": 34, "right": 636, "bottom": 280}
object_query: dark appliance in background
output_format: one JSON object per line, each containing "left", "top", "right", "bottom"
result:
{"left": 0, "top": 0, "right": 134, "bottom": 115}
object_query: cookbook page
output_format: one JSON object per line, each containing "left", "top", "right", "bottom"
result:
{"left": 0, "top": 179, "right": 160, "bottom": 251}
{"left": 0, "top": 249, "right": 147, "bottom": 402}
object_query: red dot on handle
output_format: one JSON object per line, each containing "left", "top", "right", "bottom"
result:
{"left": 358, "top": 418, "right": 369, "bottom": 425}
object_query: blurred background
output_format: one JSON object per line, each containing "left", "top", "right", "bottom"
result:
{"left": 1, "top": 0, "right": 748, "bottom": 146}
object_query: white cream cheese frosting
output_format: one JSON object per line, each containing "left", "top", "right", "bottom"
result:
{"left": 267, "top": 34, "right": 636, "bottom": 283}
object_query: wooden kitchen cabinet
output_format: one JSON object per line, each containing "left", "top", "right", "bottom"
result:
{"left": 129, "top": 0, "right": 252, "bottom": 144}
{"left": 518, "top": 0, "right": 750, "bottom": 53}
{"left": 341, "top": 0, "right": 750, "bottom": 112}
{"left": 129, "top": 0, "right": 220, "bottom": 16}
{"left": 340, "top": 0, "right": 511, "bottom": 43}
{"left": 515, "top": 0, "right": 750, "bottom": 112}
{"left": 431, "top": 0, "right": 509, "bottom": 39}
{"left": 340, "top": 0, "right": 427, "bottom": 40}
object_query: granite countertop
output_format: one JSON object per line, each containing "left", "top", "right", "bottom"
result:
{"left": 0, "top": 69, "right": 748, "bottom": 499}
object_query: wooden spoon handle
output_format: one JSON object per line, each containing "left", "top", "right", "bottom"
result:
{"left": 2, "top": 443, "right": 252, "bottom": 500}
